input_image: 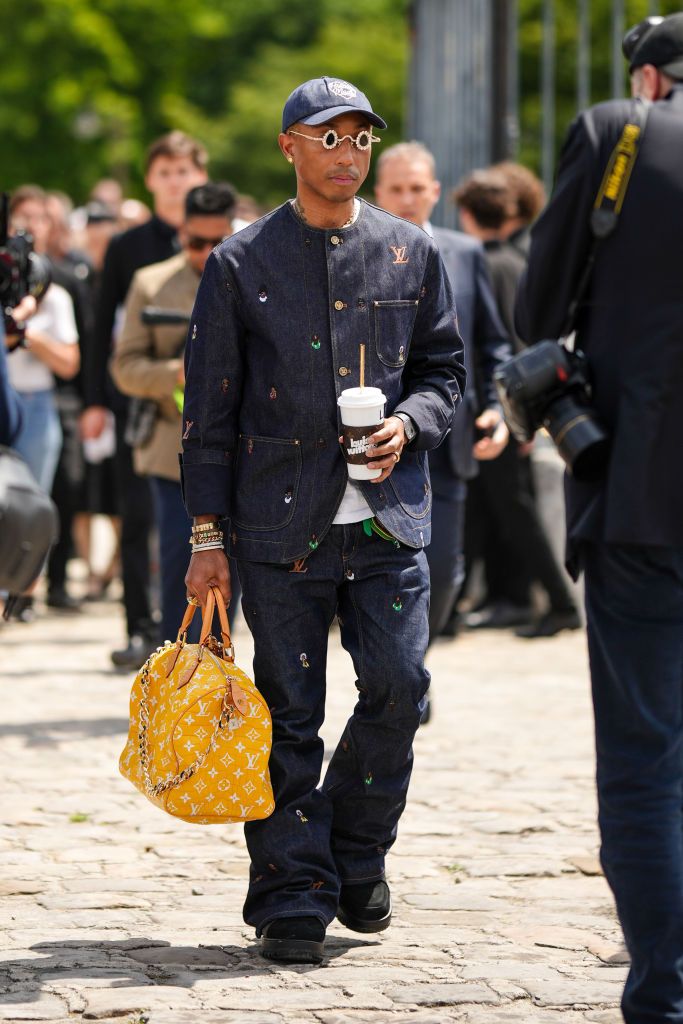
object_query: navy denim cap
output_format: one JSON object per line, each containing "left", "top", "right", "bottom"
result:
{"left": 281, "top": 76, "right": 387, "bottom": 133}
{"left": 623, "top": 13, "right": 683, "bottom": 76}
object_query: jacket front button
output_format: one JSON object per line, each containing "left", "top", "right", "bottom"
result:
{"left": 338, "top": 366, "right": 350, "bottom": 377}
{"left": 330, "top": 235, "right": 340, "bottom": 246}
{"left": 334, "top": 300, "right": 345, "bottom": 311}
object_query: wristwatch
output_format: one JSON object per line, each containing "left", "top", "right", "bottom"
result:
{"left": 395, "top": 412, "right": 418, "bottom": 445}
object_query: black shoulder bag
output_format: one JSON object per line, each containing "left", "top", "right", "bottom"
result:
{"left": 0, "top": 446, "right": 59, "bottom": 606}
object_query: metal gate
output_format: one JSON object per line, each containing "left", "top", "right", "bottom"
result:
{"left": 408, "top": 0, "right": 664, "bottom": 228}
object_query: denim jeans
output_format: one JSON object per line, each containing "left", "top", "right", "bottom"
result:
{"left": 149, "top": 476, "right": 241, "bottom": 644}
{"left": 12, "top": 389, "right": 62, "bottom": 493}
{"left": 115, "top": 417, "right": 155, "bottom": 641}
{"left": 583, "top": 541, "right": 683, "bottom": 1024}
{"left": 236, "top": 521, "right": 430, "bottom": 933}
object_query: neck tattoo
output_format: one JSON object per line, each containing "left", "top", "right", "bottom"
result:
{"left": 293, "top": 198, "right": 359, "bottom": 230}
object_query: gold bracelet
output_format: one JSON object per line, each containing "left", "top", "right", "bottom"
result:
{"left": 188, "top": 531, "right": 223, "bottom": 546}
{"left": 192, "top": 521, "right": 220, "bottom": 535}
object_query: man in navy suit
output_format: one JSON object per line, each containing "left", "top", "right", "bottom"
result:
{"left": 375, "top": 142, "right": 511, "bottom": 643}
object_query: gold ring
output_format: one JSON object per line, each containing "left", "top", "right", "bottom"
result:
{"left": 187, "top": 595, "right": 200, "bottom": 607}
{"left": 393, "top": 452, "right": 400, "bottom": 463}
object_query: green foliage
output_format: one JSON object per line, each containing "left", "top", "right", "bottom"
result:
{"left": 2, "top": 0, "right": 680, "bottom": 203}
{"left": 1, "top": 0, "right": 406, "bottom": 205}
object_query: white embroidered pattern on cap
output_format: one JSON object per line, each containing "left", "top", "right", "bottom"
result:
{"left": 328, "top": 80, "right": 357, "bottom": 100}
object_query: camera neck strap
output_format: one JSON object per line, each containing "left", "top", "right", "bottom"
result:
{"left": 563, "top": 99, "right": 650, "bottom": 337}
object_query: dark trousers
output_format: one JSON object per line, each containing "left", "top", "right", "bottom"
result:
{"left": 114, "top": 416, "right": 155, "bottom": 640}
{"left": 466, "top": 441, "right": 576, "bottom": 611}
{"left": 583, "top": 541, "right": 683, "bottom": 1023}
{"left": 149, "top": 475, "right": 241, "bottom": 643}
{"left": 425, "top": 483, "right": 467, "bottom": 641}
{"left": 236, "top": 522, "right": 430, "bottom": 933}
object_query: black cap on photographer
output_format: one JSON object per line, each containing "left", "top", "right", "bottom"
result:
{"left": 623, "top": 13, "right": 683, "bottom": 77}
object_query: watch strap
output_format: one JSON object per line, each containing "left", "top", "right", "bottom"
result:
{"left": 395, "top": 412, "right": 417, "bottom": 443}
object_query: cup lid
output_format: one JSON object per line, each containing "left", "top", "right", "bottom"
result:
{"left": 337, "top": 387, "right": 386, "bottom": 407}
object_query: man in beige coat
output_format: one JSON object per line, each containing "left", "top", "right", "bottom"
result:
{"left": 112, "top": 183, "right": 237, "bottom": 642}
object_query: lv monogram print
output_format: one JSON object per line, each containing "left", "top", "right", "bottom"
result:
{"left": 119, "top": 643, "right": 275, "bottom": 825}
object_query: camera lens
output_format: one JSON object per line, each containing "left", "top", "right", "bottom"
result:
{"left": 543, "top": 395, "right": 609, "bottom": 481}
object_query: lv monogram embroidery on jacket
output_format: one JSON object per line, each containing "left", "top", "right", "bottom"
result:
{"left": 390, "top": 245, "right": 409, "bottom": 265}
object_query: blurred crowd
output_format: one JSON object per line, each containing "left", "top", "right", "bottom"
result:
{"left": 2, "top": 127, "right": 577, "bottom": 668}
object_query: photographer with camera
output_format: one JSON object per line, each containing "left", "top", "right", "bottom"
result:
{"left": 0, "top": 296, "right": 34, "bottom": 445}
{"left": 514, "top": 14, "right": 683, "bottom": 1022}
{"left": 1, "top": 225, "right": 59, "bottom": 619}
{"left": 4, "top": 187, "right": 80, "bottom": 622}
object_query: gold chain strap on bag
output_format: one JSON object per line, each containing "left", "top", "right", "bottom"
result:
{"left": 119, "top": 587, "right": 275, "bottom": 824}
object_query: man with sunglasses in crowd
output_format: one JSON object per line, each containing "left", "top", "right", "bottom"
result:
{"left": 516, "top": 14, "right": 683, "bottom": 1022}
{"left": 112, "top": 183, "right": 239, "bottom": 645}
{"left": 181, "top": 77, "right": 464, "bottom": 964}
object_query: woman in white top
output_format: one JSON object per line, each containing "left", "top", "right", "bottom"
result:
{"left": 8, "top": 281, "right": 80, "bottom": 490}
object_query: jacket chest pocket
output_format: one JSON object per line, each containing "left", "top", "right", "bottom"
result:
{"left": 233, "top": 435, "right": 302, "bottom": 532}
{"left": 373, "top": 299, "right": 419, "bottom": 367}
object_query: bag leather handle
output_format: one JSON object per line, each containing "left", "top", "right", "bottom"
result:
{"left": 175, "top": 587, "right": 233, "bottom": 659}
{"left": 201, "top": 586, "right": 232, "bottom": 650}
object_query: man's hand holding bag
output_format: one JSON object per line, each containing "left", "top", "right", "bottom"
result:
{"left": 119, "top": 587, "right": 275, "bottom": 825}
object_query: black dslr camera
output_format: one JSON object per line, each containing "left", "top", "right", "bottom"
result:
{"left": 0, "top": 192, "right": 52, "bottom": 339}
{"left": 494, "top": 341, "right": 609, "bottom": 481}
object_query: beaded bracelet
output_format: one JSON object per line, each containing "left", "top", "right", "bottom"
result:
{"left": 191, "top": 540, "right": 225, "bottom": 553}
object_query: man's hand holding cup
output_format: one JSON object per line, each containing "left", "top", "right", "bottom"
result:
{"left": 338, "top": 385, "right": 404, "bottom": 485}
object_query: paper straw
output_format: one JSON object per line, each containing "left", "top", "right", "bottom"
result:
{"left": 359, "top": 343, "right": 365, "bottom": 390}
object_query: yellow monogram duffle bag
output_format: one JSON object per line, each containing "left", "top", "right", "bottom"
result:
{"left": 119, "top": 586, "right": 275, "bottom": 825}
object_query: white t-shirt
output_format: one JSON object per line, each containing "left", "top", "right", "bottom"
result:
{"left": 8, "top": 283, "right": 78, "bottom": 393}
{"left": 333, "top": 479, "right": 373, "bottom": 525}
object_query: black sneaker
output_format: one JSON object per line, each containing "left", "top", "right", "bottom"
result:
{"left": 46, "top": 589, "right": 82, "bottom": 612}
{"left": 260, "top": 916, "right": 325, "bottom": 964}
{"left": 515, "top": 609, "right": 582, "bottom": 639}
{"left": 337, "top": 879, "right": 392, "bottom": 934}
{"left": 465, "top": 600, "right": 533, "bottom": 629}
{"left": 5, "top": 595, "right": 36, "bottom": 624}
{"left": 110, "top": 634, "right": 157, "bottom": 669}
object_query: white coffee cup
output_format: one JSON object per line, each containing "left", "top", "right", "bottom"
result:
{"left": 337, "top": 387, "right": 387, "bottom": 480}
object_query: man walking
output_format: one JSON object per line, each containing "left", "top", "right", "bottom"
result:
{"left": 182, "top": 77, "right": 464, "bottom": 964}
{"left": 516, "top": 14, "right": 683, "bottom": 1021}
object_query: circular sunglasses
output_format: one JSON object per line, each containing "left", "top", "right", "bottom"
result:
{"left": 288, "top": 128, "right": 381, "bottom": 151}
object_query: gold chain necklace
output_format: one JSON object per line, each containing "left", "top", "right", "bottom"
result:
{"left": 293, "top": 198, "right": 358, "bottom": 230}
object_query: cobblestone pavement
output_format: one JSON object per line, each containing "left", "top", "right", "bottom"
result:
{"left": 0, "top": 596, "right": 626, "bottom": 1024}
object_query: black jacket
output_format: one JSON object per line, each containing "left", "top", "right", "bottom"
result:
{"left": 483, "top": 238, "right": 527, "bottom": 352}
{"left": 516, "top": 86, "right": 683, "bottom": 557}
{"left": 84, "top": 215, "right": 179, "bottom": 409}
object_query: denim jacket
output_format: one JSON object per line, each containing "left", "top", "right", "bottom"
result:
{"left": 181, "top": 200, "right": 465, "bottom": 563}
